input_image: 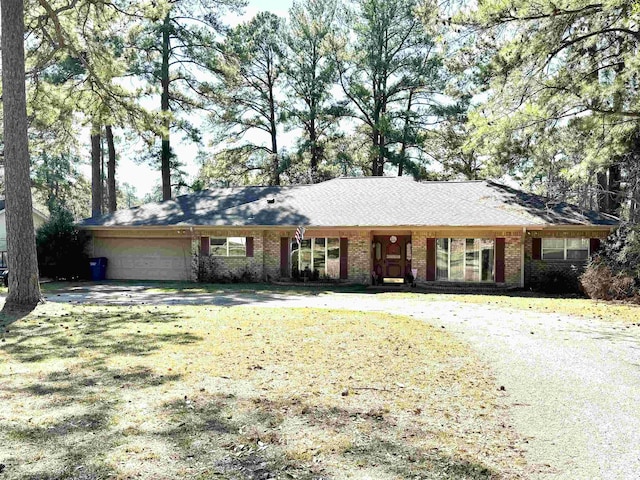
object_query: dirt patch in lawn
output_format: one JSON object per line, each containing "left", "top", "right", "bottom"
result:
{"left": 0, "top": 304, "right": 525, "bottom": 479}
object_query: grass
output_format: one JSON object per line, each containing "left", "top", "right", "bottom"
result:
{"left": 42, "top": 280, "right": 371, "bottom": 296}
{"left": 0, "top": 303, "right": 525, "bottom": 479}
{"left": 423, "top": 293, "right": 640, "bottom": 324}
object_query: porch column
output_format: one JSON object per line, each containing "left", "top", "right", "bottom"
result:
{"left": 426, "top": 238, "right": 436, "bottom": 281}
{"left": 411, "top": 232, "right": 427, "bottom": 282}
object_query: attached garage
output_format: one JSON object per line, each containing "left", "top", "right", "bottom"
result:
{"left": 91, "top": 237, "right": 192, "bottom": 281}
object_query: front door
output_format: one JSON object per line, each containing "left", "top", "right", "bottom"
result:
{"left": 372, "top": 235, "right": 411, "bottom": 283}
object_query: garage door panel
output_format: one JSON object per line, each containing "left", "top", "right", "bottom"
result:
{"left": 93, "top": 237, "right": 192, "bottom": 281}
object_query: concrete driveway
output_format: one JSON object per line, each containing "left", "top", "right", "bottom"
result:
{"left": 31, "top": 285, "right": 640, "bottom": 478}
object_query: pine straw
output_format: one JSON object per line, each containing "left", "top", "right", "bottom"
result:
{"left": 0, "top": 303, "right": 525, "bottom": 479}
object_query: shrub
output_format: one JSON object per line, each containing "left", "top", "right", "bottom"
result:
{"left": 579, "top": 224, "right": 640, "bottom": 301}
{"left": 533, "top": 266, "right": 581, "bottom": 294}
{"left": 36, "top": 207, "right": 89, "bottom": 280}
{"left": 580, "top": 263, "right": 638, "bottom": 301}
{"left": 196, "top": 254, "right": 256, "bottom": 283}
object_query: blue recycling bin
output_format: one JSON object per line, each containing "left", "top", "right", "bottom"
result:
{"left": 89, "top": 257, "right": 108, "bottom": 281}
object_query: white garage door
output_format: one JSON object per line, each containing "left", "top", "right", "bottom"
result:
{"left": 92, "top": 237, "right": 192, "bottom": 281}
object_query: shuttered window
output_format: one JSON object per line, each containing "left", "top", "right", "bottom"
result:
{"left": 208, "top": 237, "right": 249, "bottom": 257}
{"left": 541, "top": 238, "right": 589, "bottom": 260}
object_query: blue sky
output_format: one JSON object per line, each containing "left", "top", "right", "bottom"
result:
{"left": 115, "top": 0, "right": 295, "bottom": 199}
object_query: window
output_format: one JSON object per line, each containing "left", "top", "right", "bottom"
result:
{"left": 210, "top": 237, "right": 246, "bottom": 257}
{"left": 542, "top": 238, "right": 589, "bottom": 260}
{"left": 437, "top": 238, "right": 495, "bottom": 282}
{"left": 291, "top": 237, "right": 340, "bottom": 279}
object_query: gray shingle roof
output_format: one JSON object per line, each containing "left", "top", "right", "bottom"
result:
{"left": 79, "top": 177, "right": 618, "bottom": 228}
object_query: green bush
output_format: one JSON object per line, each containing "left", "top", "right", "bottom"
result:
{"left": 580, "top": 224, "right": 640, "bottom": 301}
{"left": 534, "top": 266, "right": 581, "bottom": 294}
{"left": 36, "top": 207, "right": 89, "bottom": 280}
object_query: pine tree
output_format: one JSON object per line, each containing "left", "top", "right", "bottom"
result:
{"left": 1, "top": 0, "right": 43, "bottom": 307}
{"left": 335, "top": 0, "right": 443, "bottom": 176}
{"left": 284, "top": 0, "right": 343, "bottom": 183}
{"left": 129, "top": 0, "right": 243, "bottom": 199}
{"left": 211, "top": 12, "right": 286, "bottom": 186}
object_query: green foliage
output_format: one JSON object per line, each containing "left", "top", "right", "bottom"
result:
{"left": 581, "top": 224, "right": 640, "bottom": 301}
{"left": 534, "top": 266, "right": 582, "bottom": 295}
{"left": 335, "top": 0, "right": 447, "bottom": 176}
{"left": 284, "top": 0, "right": 343, "bottom": 183}
{"left": 36, "top": 207, "right": 90, "bottom": 280}
{"left": 209, "top": 12, "right": 286, "bottom": 186}
{"left": 456, "top": 0, "right": 640, "bottom": 216}
{"left": 31, "top": 152, "right": 91, "bottom": 220}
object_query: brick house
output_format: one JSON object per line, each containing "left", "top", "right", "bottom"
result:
{"left": 79, "top": 177, "right": 617, "bottom": 288}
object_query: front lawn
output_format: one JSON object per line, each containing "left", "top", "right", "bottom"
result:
{"left": 433, "top": 293, "right": 640, "bottom": 324}
{"left": 0, "top": 304, "right": 525, "bottom": 479}
{"left": 41, "top": 280, "right": 370, "bottom": 296}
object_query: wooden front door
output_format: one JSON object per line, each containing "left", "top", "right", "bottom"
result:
{"left": 372, "top": 235, "right": 411, "bottom": 283}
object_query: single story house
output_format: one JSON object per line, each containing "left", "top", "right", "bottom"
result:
{"left": 0, "top": 199, "right": 48, "bottom": 268}
{"left": 79, "top": 176, "right": 617, "bottom": 287}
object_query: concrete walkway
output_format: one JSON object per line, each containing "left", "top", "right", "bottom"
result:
{"left": 40, "top": 286, "right": 640, "bottom": 479}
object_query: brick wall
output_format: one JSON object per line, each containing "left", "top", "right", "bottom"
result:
{"left": 411, "top": 233, "right": 427, "bottom": 282}
{"left": 504, "top": 236, "right": 523, "bottom": 286}
{"left": 263, "top": 231, "right": 285, "bottom": 280}
{"left": 346, "top": 232, "right": 371, "bottom": 284}
{"left": 524, "top": 235, "right": 586, "bottom": 288}
{"left": 193, "top": 230, "right": 266, "bottom": 282}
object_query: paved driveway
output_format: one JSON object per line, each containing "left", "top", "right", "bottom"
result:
{"left": 33, "top": 286, "right": 640, "bottom": 478}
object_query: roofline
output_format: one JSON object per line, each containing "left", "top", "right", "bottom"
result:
{"left": 0, "top": 207, "right": 49, "bottom": 220}
{"left": 81, "top": 223, "right": 617, "bottom": 232}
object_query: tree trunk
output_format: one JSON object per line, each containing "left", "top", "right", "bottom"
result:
{"left": 609, "top": 162, "right": 622, "bottom": 214}
{"left": 371, "top": 126, "right": 380, "bottom": 176}
{"left": 309, "top": 115, "right": 318, "bottom": 183}
{"left": 597, "top": 166, "right": 622, "bottom": 215}
{"left": 91, "top": 126, "right": 102, "bottom": 217}
{"left": 1, "top": 0, "right": 43, "bottom": 306}
{"left": 397, "top": 90, "right": 414, "bottom": 177}
{"left": 161, "top": 12, "right": 172, "bottom": 201}
{"left": 106, "top": 125, "right": 117, "bottom": 213}
{"left": 267, "top": 73, "right": 279, "bottom": 186}
{"left": 101, "top": 134, "right": 106, "bottom": 211}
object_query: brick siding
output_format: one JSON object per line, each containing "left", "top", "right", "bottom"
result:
{"left": 192, "top": 230, "right": 270, "bottom": 282}
{"left": 346, "top": 232, "right": 371, "bottom": 284}
{"left": 524, "top": 235, "right": 586, "bottom": 288}
{"left": 263, "top": 231, "right": 287, "bottom": 280}
{"left": 411, "top": 233, "right": 427, "bottom": 282}
{"left": 504, "top": 236, "right": 523, "bottom": 286}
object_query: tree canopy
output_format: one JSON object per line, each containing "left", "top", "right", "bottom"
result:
{"left": 2, "top": 0, "right": 639, "bottom": 224}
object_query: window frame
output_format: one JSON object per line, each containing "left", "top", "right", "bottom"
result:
{"left": 541, "top": 238, "right": 589, "bottom": 261}
{"left": 209, "top": 236, "right": 247, "bottom": 257}
{"left": 290, "top": 237, "right": 341, "bottom": 279}
{"left": 436, "top": 238, "right": 495, "bottom": 282}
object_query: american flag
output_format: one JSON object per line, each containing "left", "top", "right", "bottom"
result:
{"left": 295, "top": 226, "right": 305, "bottom": 244}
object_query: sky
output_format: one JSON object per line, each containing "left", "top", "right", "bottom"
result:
{"left": 98, "top": 0, "right": 295, "bottom": 199}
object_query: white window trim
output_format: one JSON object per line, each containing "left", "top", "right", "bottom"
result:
{"left": 541, "top": 238, "right": 590, "bottom": 261}
{"left": 210, "top": 237, "right": 247, "bottom": 257}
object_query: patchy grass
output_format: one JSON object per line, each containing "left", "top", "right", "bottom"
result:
{"left": 0, "top": 303, "right": 525, "bottom": 479}
{"left": 424, "top": 293, "right": 640, "bottom": 324}
{"left": 42, "top": 280, "right": 370, "bottom": 296}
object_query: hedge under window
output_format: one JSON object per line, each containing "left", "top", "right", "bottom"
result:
{"left": 542, "top": 238, "right": 589, "bottom": 260}
{"left": 210, "top": 237, "right": 247, "bottom": 257}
